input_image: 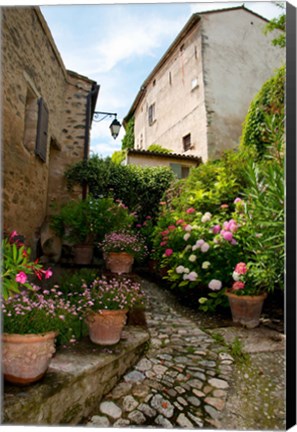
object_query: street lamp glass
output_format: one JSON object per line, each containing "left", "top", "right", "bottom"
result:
{"left": 110, "top": 118, "right": 121, "bottom": 139}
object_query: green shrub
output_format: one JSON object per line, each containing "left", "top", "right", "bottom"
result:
{"left": 147, "top": 144, "right": 172, "bottom": 154}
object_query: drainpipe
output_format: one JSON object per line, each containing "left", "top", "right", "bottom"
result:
{"left": 83, "top": 83, "right": 100, "bottom": 199}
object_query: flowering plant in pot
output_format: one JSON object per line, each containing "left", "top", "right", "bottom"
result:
{"left": 224, "top": 261, "right": 268, "bottom": 328}
{"left": 1, "top": 230, "right": 52, "bottom": 299}
{"left": 79, "top": 275, "right": 145, "bottom": 345}
{"left": 100, "top": 231, "right": 148, "bottom": 274}
{"left": 1, "top": 285, "right": 81, "bottom": 384}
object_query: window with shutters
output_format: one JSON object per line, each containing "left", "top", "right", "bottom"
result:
{"left": 35, "top": 98, "right": 49, "bottom": 162}
{"left": 183, "top": 133, "right": 191, "bottom": 151}
{"left": 148, "top": 103, "right": 155, "bottom": 126}
{"left": 23, "top": 87, "right": 38, "bottom": 153}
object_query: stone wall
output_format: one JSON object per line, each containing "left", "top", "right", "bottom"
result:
{"left": 2, "top": 7, "right": 96, "bottom": 249}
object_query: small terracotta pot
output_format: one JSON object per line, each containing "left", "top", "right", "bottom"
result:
{"left": 2, "top": 331, "right": 57, "bottom": 385}
{"left": 73, "top": 244, "right": 93, "bottom": 265}
{"left": 86, "top": 310, "right": 128, "bottom": 345}
{"left": 106, "top": 252, "right": 134, "bottom": 274}
{"left": 225, "top": 291, "right": 267, "bottom": 329}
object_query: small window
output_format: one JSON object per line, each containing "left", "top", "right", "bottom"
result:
{"left": 181, "top": 166, "right": 190, "bottom": 178}
{"left": 183, "top": 134, "right": 191, "bottom": 151}
{"left": 148, "top": 103, "right": 155, "bottom": 126}
{"left": 35, "top": 98, "right": 49, "bottom": 162}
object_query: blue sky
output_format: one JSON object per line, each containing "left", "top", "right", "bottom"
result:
{"left": 40, "top": 1, "right": 284, "bottom": 158}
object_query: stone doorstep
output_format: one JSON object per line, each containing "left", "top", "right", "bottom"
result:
{"left": 3, "top": 326, "right": 150, "bottom": 426}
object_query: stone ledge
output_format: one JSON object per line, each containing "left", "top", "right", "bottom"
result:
{"left": 3, "top": 326, "right": 150, "bottom": 426}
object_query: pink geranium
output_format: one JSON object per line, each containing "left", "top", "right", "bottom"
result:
{"left": 186, "top": 207, "right": 196, "bottom": 214}
{"left": 176, "top": 219, "right": 185, "bottom": 225}
{"left": 222, "top": 231, "right": 233, "bottom": 242}
{"left": 43, "top": 269, "right": 53, "bottom": 279}
{"left": 168, "top": 225, "right": 176, "bottom": 231}
{"left": 165, "top": 248, "right": 173, "bottom": 257}
{"left": 212, "top": 224, "right": 221, "bottom": 234}
{"left": 235, "top": 262, "right": 247, "bottom": 275}
{"left": 161, "top": 230, "right": 169, "bottom": 236}
{"left": 232, "top": 281, "right": 245, "bottom": 290}
{"left": 160, "top": 241, "right": 167, "bottom": 247}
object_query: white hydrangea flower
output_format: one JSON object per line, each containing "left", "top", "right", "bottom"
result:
{"left": 202, "top": 261, "right": 211, "bottom": 269}
{"left": 176, "top": 265, "right": 185, "bottom": 274}
{"left": 232, "top": 271, "right": 241, "bottom": 281}
{"left": 196, "top": 239, "right": 205, "bottom": 248}
{"left": 184, "top": 268, "right": 190, "bottom": 273}
{"left": 201, "top": 212, "right": 212, "bottom": 223}
{"left": 183, "top": 274, "right": 189, "bottom": 280}
{"left": 189, "top": 254, "right": 197, "bottom": 262}
{"left": 183, "top": 233, "right": 191, "bottom": 241}
{"left": 208, "top": 279, "right": 222, "bottom": 291}
{"left": 184, "top": 224, "right": 192, "bottom": 232}
{"left": 201, "top": 242, "right": 210, "bottom": 253}
{"left": 192, "top": 245, "right": 199, "bottom": 251}
{"left": 188, "top": 271, "right": 198, "bottom": 281}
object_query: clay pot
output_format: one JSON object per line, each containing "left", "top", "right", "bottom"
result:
{"left": 2, "top": 331, "right": 57, "bottom": 385}
{"left": 106, "top": 252, "right": 134, "bottom": 274}
{"left": 225, "top": 291, "right": 267, "bottom": 329}
{"left": 73, "top": 244, "right": 93, "bottom": 265}
{"left": 86, "top": 310, "right": 127, "bottom": 345}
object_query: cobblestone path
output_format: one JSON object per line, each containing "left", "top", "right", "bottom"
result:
{"left": 86, "top": 279, "right": 234, "bottom": 428}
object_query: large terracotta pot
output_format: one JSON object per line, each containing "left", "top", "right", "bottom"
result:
{"left": 2, "top": 331, "right": 57, "bottom": 385}
{"left": 225, "top": 291, "right": 267, "bottom": 329}
{"left": 106, "top": 252, "right": 134, "bottom": 274}
{"left": 73, "top": 244, "right": 93, "bottom": 265}
{"left": 86, "top": 310, "right": 128, "bottom": 345}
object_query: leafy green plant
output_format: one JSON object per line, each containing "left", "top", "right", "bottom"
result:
{"left": 122, "top": 117, "right": 135, "bottom": 150}
{"left": 147, "top": 144, "right": 172, "bottom": 154}
{"left": 100, "top": 231, "right": 148, "bottom": 262}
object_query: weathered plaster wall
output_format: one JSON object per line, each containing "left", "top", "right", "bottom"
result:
{"left": 134, "top": 24, "right": 209, "bottom": 161}
{"left": 126, "top": 154, "right": 198, "bottom": 169}
{"left": 201, "top": 9, "right": 284, "bottom": 160}
{"left": 2, "top": 7, "right": 95, "bottom": 248}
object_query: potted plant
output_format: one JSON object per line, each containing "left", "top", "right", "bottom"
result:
{"left": 50, "top": 198, "right": 95, "bottom": 265}
{"left": 100, "top": 231, "right": 148, "bottom": 274}
{"left": 225, "top": 261, "right": 268, "bottom": 328}
{"left": 80, "top": 275, "right": 145, "bottom": 345}
{"left": 2, "top": 285, "right": 80, "bottom": 384}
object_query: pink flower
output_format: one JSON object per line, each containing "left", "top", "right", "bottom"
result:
{"left": 235, "top": 262, "right": 247, "bottom": 275}
{"left": 201, "top": 242, "right": 210, "bottom": 253}
{"left": 234, "top": 198, "right": 242, "bottom": 203}
{"left": 223, "top": 231, "right": 233, "bottom": 242}
{"left": 15, "top": 272, "right": 27, "bottom": 284}
{"left": 176, "top": 219, "right": 185, "bottom": 225}
{"left": 208, "top": 279, "right": 222, "bottom": 291}
{"left": 146, "top": 216, "right": 152, "bottom": 220}
{"left": 232, "top": 281, "right": 245, "bottom": 290}
{"left": 160, "top": 201, "right": 166, "bottom": 206}
{"left": 168, "top": 225, "right": 176, "bottom": 231}
{"left": 212, "top": 224, "right": 221, "bottom": 234}
{"left": 184, "top": 224, "right": 192, "bottom": 232}
{"left": 161, "top": 230, "right": 169, "bottom": 236}
{"left": 136, "top": 224, "right": 142, "bottom": 228}
{"left": 43, "top": 269, "right": 53, "bottom": 279}
{"left": 220, "top": 204, "right": 229, "bottom": 209}
{"left": 165, "top": 248, "right": 173, "bottom": 257}
{"left": 186, "top": 207, "right": 196, "bottom": 214}
{"left": 10, "top": 230, "right": 18, "bottom": 239}
{"left": 160, "top": 241, "right": 167, "bottom": 247}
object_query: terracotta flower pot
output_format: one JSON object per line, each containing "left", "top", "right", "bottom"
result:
{"left": 225, "top": 291, "right": 267, "bottom": 329}
{"left": 86, "top": 310, "right": 128, "bottom": 345}
{"left": 2, "top": 331, "right": 57, "bottom": 385}
{"left": 73, "top": 244, "right": 93, "bottom": 265}
{"left": 106, "top": 252, "right": 134, "bottom": 274}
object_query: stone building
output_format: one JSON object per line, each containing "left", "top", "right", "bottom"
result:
{"left": 124, "top": 5, "right": 284, "bottom": 163}
{"left": 2, "top": 7, "right": 99, "bottom": 251}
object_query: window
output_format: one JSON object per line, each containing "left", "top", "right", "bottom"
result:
{"left": 35, "top": 98, "right": 49, "bottom": 162}
{"left": 183, "top": 134, "right": 191, "bottom": 151}
{"left": 170, "top": 163, "right": 191, "bottom": 179}
{"left": 23, "top": 87, "right": 38, "bottom": 153}
{"left": 148, "top": 103, "right": 155, "bottom": 126}
{"left": 181, "top": 166, "right": 190, "bottom": 178}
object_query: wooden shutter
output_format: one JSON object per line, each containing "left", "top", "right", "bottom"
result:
{"left": 35, "top": 98, "right": 49, "bottom": 162}
{"left": 170, "top": 163, "right": 182, "bottom": 178}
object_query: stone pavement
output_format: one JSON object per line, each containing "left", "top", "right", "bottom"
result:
{"left": 85, "top": 278, "right": 285, "bottom": 429}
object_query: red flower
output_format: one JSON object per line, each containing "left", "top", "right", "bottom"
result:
{"left": 186, "top": 207, "right": 196, "bottom": 214}
{"left": 164, "top": 248, "right": 173, "bottom": 257}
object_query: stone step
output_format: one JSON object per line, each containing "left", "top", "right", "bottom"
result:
{"left": 3, "top": 326, "right": 149, "bottom": 425}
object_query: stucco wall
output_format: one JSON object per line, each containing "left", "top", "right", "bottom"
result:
{"left": 201, "top": 8, "right": 284, "bottom": 160}
{"left": 134, "top": 23, "right": 209, "bottom": 161}
{"left": 126, "top": 154, "right": 198, "bottom": 169}
{"left": 2, "top": 7, "right": 95, "bottom": 248}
